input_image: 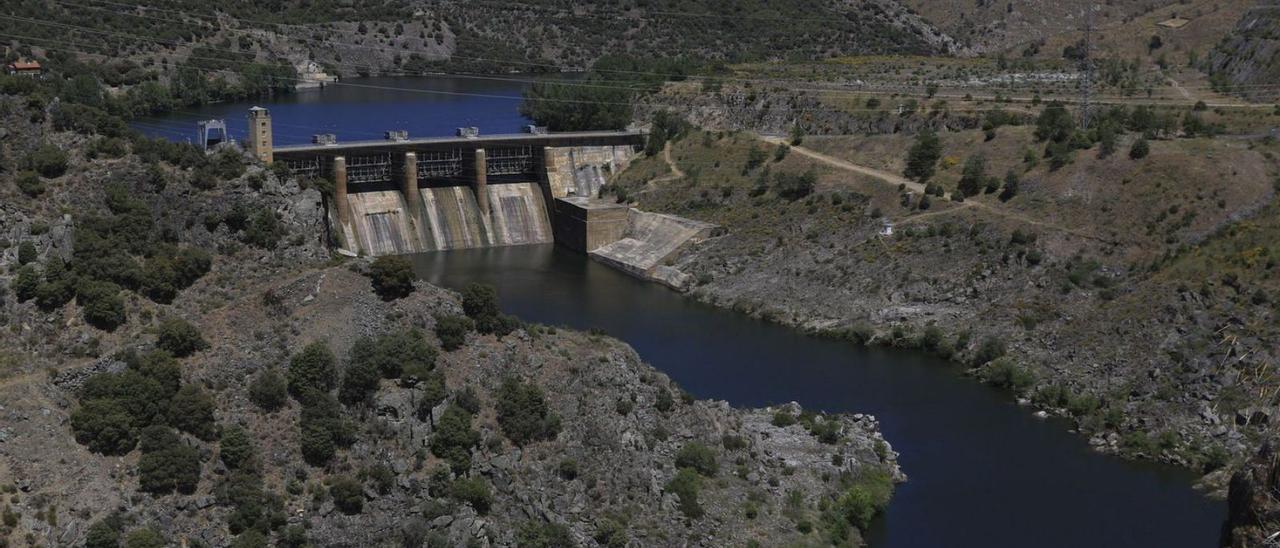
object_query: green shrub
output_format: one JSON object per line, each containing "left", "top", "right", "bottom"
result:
{"left": 229, "top": 529, "right": 268, "bottom": 548}
{"left": 348, "top": 329, "right": 438, "bottom": 383}
{"left": 220, "top": 426, "right": 256, "bottom": 471}
{"left": 665, "top": 468, "right": 703, "bottom": 519}
{"left": 338, "top": 352, "right": 380, "bottom": 405}
{"left": 243, "top": 209, "right": 283, "bottom": 249}
{"left": 979, "top": 358, "right": 1036, "bottom": 393}
{"left": 456, "top": 385, "right": 481, "bottom": 415}
{"left": 124, "top": 528, "right": 166, "bottom": 548}
{"left": 15, "top": 171, "right": 45, "bottom": 196}
{"left": 431, "top": 405, "right": 480, "bottom": 474}
{"left": 25, "top": 143, "right": 68, "bottom": 178}
{"left": 593, "top": 519, "right": 628, "bottom": 548}
{"left": 217, "top": 470, "right": 287, "bottom": 535}
{"left": 772, "top": 410, "right": 797, "bottom": 427}
{"left": 248, "top": 368, "right": 288, "bottom": 412}
{"left": 516, "top": 520, "right": 575, "bottom": 548}
{"left": 462, "top": 283, "right": 519, "bottom": 335}
{"left": 774, "top": 170, "right": 816, "bottom": 201}
{"left": 70, "top": 399, "right": 137, "bottom": 455}
{"left": 828, "top": 469, "right": 893, "bottom": 532}
{"left": 156, "top": 317, "right": 207, "bottom": 357}
{"left": 434, "top": 314, "right": 473, "bottom": 351}
{"left": 297, "top": 391, "right": 354, "bottom": 466}
{"left": 85, "top": 517, "right": 122, "bottom": 548}
{"left": 168, "top": 384, "right": 217, "bottom": 441}
{"left": 448, "top": 477, "right": 493, "bottom": 514}
{"left": 655, "top": 387, "right": 674, "bottom": 413}
{"left": 369, "top": 255, "right": 416, "bottom": 300}
{"left": 496, "top": 377, "right": 561, "bottom": 446}
{"left": 16, "top": 241, "right": 36, "bottom": 265}
{"left": 12, "top": 265, "right": 39, "bottom": 301}
{"left": 971, "top": 336, "right": 1006, "bottom": 365}
{"left": 287, "top": 342, "right": 337, "bottom": 398}
{"left": 675, "top": 443, "right": 719, "bottom": 477}
{"left": 137, "top": 426, "right": 201, "bottom": 494}
{"left": 329, "top": 475, "right": 364, "bottom": 514}
{"left": 1129, "top": 137, "right": 1150, "bottom": 160}
{"left": 79, "top": 280, "right": 127, "bottom": 331}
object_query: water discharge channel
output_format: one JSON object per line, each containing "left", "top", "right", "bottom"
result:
{"left": 142, "top": 76, "right": 1225, "bottom": 547}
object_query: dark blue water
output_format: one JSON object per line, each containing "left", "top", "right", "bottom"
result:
{"left": 131, "top": 76, "right": 534, "bottom": 145}
{"left": 413, "top": 245, "right": 1224, "bottom": 548}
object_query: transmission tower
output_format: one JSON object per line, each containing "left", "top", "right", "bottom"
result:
{"left": 1079, "top": 4, "right": 1096, "bottom": 129}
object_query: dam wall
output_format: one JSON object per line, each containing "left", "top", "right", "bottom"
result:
{"left": 545, "top": 145, "right": 637, "bottom": 198}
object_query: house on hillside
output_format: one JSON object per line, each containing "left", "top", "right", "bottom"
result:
{"left": 5, "top": 59, "right": 42, "bottom": 78}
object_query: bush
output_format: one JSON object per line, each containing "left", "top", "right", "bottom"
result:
{"left": 12, "top": 265, "right": 39, "bottom": 301}
{"left": 168, "top": 384, "right": 217, "bottom": 441}
{"left": 298, "top": 391, "right": 355, "bottom": 466}
{"left": 971, "top": 336, "right": 1006, "bottom": 366}
{"left": 496, "top": 377, "right": 561, "bottom": 446}
{"left": 675, "top": 443, "right": 719, "bottom": 477}
{"left": 774, "top": 170, "right": 816, "bottom": 201}
{"left": 243, "top": 209, "right": 283, "bottom": 249}
{"left": 70, "top": 399, "right": 137, "bottom": 455}
{"left": 338, "top": 351, "right": 381, "bottom": 405}
{"left": 980, "top": 358, "right": 1036, "bottom": 393}
{"left": 456, "top": 385, "right": 482, "bottom": 415}
{"left": 156, "top": 317, "right": 207, "bottom": 357}
{"left": 828, "top": 470, "right": 893, "bottom": 532}
{"left": 299, "top": 419, "right": 336, "bottom": 467}
{"left": 1129, "top": 137, "right": 1150, "bottom": 160}
{"left": 431, "top": 404, "right": 480, "bottom": 474}
{"left": 665, "top": 468, "right": 703, "bottom": 519}
{"left": 79, "top": 280, "right": 127, "bottom": 331}
{"left": 329, "top": 475, "right": 364, "bottom": 514}
{"left": 462, "top": 283, "right": 519, "bottom": 335}
{"left": 772, "top": 410, "right": 797, "bottom": 427}
{"left": 25, "top": 143, "right": 68, "bottom": 178}
{"left": 137, "top": 426, "right": 201, "bottom": 494}
{"left": 217, "top": 470, "right": 286, "bottom": 535}
{"left": 15, "top": 171, "right": 45, "bottom": 196}
{"left": 248, "top": 368, "right": 288, "bottom": 412}
{"left": 369, "top": 255, "right": 416, "bottom": 300}
{"left": 516, "top": 520, "right": 575, "bottom": 548}
{"left": 348, "top": 329, "right": 438, "bottom": 383}
{"left": 16, "top": 241, "right": 36, "bottom": 265}
{"left": 903, "top": 129, "right": 941, "bottom": 182}
{"left": 229, "top": 530, "right": 268, "bottom": 548}
{"left": 434, "top": 314, "right": 473, "bottom": 351}
{"left": 124, "top": 528, "right": 166, "bottom": 548}
{"left": 85, "top": 518, "right": 122, "bottom": 548}
{"left": 220, "top": 426, "right": 256, "bottom": 471}
{"left": 447, "top": 477, "right": 493, "bottom": 514}
{"left": 287, "top": 342, "right": 337, "bottom": 398}
{"left": 655, "top": 387, "right": 675, "bottom": 413}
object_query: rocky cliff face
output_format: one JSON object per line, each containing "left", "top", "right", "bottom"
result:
{"left": 1222, "top": 442, "right": 1280, "bottom": 547}
{"left": 1208, "top": 3, "right": 1280, "bottom": 102}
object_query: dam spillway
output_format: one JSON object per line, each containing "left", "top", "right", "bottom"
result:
{"left": 262, "top": 117, "right": 646, "bottom": 256}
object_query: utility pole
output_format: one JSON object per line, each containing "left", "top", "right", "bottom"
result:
{"left": 1079, "top": 4, "right": 1095, "bottom": 129}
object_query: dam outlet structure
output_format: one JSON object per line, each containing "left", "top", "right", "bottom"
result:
{"left": 256, "top": 109, "right": 717, "bottom": 282}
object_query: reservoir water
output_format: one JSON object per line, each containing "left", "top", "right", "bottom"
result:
{"left": 143, "top": 76, "right": 1224, "bottom": 546}
{"left": 132, "top": 76, "right": 534, "bottom": 145}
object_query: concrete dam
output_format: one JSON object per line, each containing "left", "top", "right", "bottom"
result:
{"left": 246, "top": 108, "right": 716, "bottom": 282}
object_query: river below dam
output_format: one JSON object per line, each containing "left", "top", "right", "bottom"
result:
{"left": 143, "top": 76, "right": 1224, "bottom": 547}
{"left": 415, "top": 245, "right": 1224, "bottom": 548}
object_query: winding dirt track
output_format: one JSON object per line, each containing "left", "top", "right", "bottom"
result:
{"left": 757, "top": 135, "right": 1120, "bottom": 245}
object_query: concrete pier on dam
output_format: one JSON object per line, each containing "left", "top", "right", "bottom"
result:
{"left": 240, "top": 108, "right": 717, "bottom": 284}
